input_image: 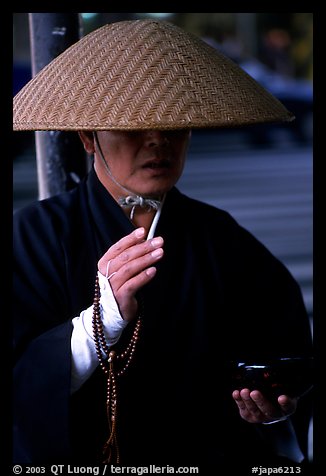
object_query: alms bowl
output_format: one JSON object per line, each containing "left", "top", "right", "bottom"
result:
{"left": 230, "top": 357, "right": 313, "bottom": 399}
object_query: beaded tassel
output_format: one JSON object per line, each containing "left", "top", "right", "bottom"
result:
{"left": 92, "top": 274, "right": 142, "bottom": 464}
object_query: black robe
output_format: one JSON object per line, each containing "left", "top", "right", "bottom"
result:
{"left": 13, "top": 167, "right": 313, "bottom": 471}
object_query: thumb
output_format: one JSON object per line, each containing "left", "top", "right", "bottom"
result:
{"left": 278, "top": 395, "right": 297, "bottom": 416}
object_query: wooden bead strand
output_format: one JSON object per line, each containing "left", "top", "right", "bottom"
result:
{"left": 92, "top": 274, "right": 142, "bottom": 464}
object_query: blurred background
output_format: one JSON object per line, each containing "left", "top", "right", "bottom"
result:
{"left": 13, "top": 11, "right": 313, "bottom": 461}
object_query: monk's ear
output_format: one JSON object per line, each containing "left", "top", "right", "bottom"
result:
{"left": 78, "top": 131, "right": 95, "bottom": 154}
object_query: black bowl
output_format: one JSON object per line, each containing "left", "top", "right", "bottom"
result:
{"left": 230, "top": 357, "right": 313, "bottom": 400}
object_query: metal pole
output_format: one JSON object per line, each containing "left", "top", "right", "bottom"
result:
{"left": 28, "top": 13, "right": 88, "bottom": 199}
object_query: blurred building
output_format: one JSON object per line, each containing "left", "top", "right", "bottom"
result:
{"left": 13, "top": 13, "right": 313, "bottom": 82}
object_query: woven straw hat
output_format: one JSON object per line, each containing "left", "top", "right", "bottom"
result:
{"left": 13, "top": 19, "right": 294, "bottom": 131}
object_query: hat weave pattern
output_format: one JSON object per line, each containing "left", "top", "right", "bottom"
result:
{"left": 13, "top": 19, "right": 294, "bottom": 131}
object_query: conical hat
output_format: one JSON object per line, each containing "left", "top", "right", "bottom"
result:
{"left": 13, "top": 19, "right": 294, "bottom": 131}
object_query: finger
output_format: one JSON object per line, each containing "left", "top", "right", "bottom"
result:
{"left": 249, "top": 390, "right": 277, "bottom": 418}
{"left": 116, "top": 267, "right": 157, "bottom": 303}
{"left": 98, "top": 231, "right": 163, "bottom": 275}
{"left": 278, "top": 395, "right": 297, "bottom": 415}
{"left": 232, "top": 389, "right": 241, "bottom": 400}
{"left": 110, "top": 246, "right": 164, "bottom": 290}
{"left": 98, "top": 227, "right": 146, "bottom": 270}
{"left": 240, "top": 389, "right": 265, "bottom": 419}
{"left": 240, "top": 388, "right": 261, "bottom": 413}
{"left": 113, "top": 236, "right": 163, "bottom": 271}
{"left": 233, "top": 389, "right": 261, "bottom": 422}
{"left": 114, "top": 267, "right": 157, "bottom": 321}
{"left": 232, "top": 390, "right": 247, "bottom": 411}
{"left": 250, "top": 390, "right": 293, "bottom": 423}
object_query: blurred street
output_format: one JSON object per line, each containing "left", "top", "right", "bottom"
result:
{"left": 180, "top": 131, "right": 313, "bottom": 325}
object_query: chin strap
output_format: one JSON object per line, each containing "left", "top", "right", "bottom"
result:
{"left": 118, "top": 195, "right": 161, "bottom": 220}
{"left": 93, "top": 132, "right": 162, "bottom": 219}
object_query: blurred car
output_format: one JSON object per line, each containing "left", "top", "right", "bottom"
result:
{"left": 239, "top": 58, "right": 313, "bottom": 145}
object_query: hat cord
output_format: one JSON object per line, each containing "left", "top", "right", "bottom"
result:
{"left": 93, "top": 133, "right": 162, "bottom": 219}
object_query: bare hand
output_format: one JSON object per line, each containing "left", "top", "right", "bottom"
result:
{"left": 232, "top": 388, "right": 297, "bottom": 424}
{"left": 98, "top": 227, "right": 164, "bottom": 322}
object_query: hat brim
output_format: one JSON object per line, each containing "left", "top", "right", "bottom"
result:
{"left": 13, "top": 19, "right": 294, "bottom": 131}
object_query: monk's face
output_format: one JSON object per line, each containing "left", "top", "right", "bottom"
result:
{"left": 80, "top": 129, "right": 191, "bottom": 198}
